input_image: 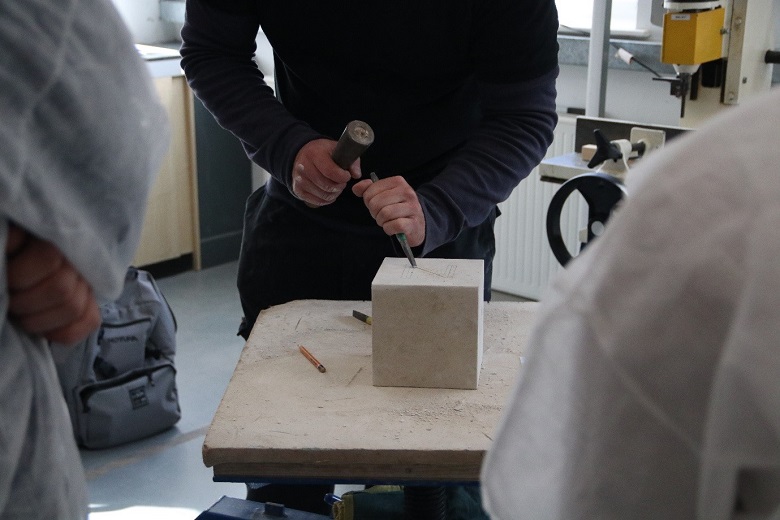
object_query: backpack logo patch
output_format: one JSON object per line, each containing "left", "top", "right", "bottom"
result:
{"left": 129, "top": 385, "right": 149, "bottom": 409}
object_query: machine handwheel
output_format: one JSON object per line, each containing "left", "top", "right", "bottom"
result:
{"left": 546, "top": 173, "right": 627, "bottom": 266}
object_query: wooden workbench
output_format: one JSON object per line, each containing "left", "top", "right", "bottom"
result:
{"left": 203, "top": 299, "right": 538, "bottom": 484}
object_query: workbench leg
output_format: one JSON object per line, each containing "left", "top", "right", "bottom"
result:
{"left": 403, "top": 485, "right": 446, "bottom": 520}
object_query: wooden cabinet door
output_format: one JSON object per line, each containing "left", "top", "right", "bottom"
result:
{"left": 133, "top": 76, "right": 200, "bottom": 269}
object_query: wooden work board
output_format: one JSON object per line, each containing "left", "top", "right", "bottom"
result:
{"left": 203, "top": 299, "right": 538, "bottom": 484}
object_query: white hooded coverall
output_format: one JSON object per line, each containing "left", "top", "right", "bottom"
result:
{"left": 481, "top": 86, "right": 780, "bottom": 519}
{"left": 0, "top": 1, "right": 169, "bottom": 518}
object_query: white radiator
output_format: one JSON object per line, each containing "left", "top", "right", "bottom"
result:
{"left": 493, "top": 115, "right": 584, "bottom": 300}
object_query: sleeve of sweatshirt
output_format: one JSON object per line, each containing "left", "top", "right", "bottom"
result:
{"left": 416, "top": 68, "right": 558, "bottom": 255}
{"left": 180, "top": 0, "right": 321, "bottom": 193}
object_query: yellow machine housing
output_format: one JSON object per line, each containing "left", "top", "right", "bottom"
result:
{"left": 662, "top": 7, "right": 725, "bottom": 65}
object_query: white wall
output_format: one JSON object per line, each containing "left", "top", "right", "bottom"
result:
{"left": 557, "top": 66, "right": 682, "bottom": 125}
{"left": 111, "top": 0, "right": 179, "bottom": 44}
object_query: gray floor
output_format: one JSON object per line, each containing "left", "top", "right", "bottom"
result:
{"left": 83, "top": 261, "right": 525, "bottom": 519}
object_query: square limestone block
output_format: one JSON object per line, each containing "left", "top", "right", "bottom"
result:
{"left": 371, "top": 257, "right": 484, "bottom": 389}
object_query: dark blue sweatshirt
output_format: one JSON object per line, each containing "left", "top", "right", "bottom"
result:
{"left": 180, "top": 0, "right": 559, "bottom": 254}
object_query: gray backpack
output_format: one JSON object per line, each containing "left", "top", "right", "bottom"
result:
{"left": 52, "top": 267, "right": 180, "bottom": 449}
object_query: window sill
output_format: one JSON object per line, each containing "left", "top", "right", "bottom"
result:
{"left": 557, "top": 35, "right": 674, "bottom": 75}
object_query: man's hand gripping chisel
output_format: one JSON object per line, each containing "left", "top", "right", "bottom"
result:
{"left": 369, "top": 172, "right": 417, "bottom": 268}
{"left": 331, "top": 120, "right": 417, "bottom": 269}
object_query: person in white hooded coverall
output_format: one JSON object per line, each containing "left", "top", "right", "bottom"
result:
{"left": 0, "top": 1, "right": 169, "bottom": 518}
{"left": 481, "top": 85, "right": 780, "bottom": 520}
